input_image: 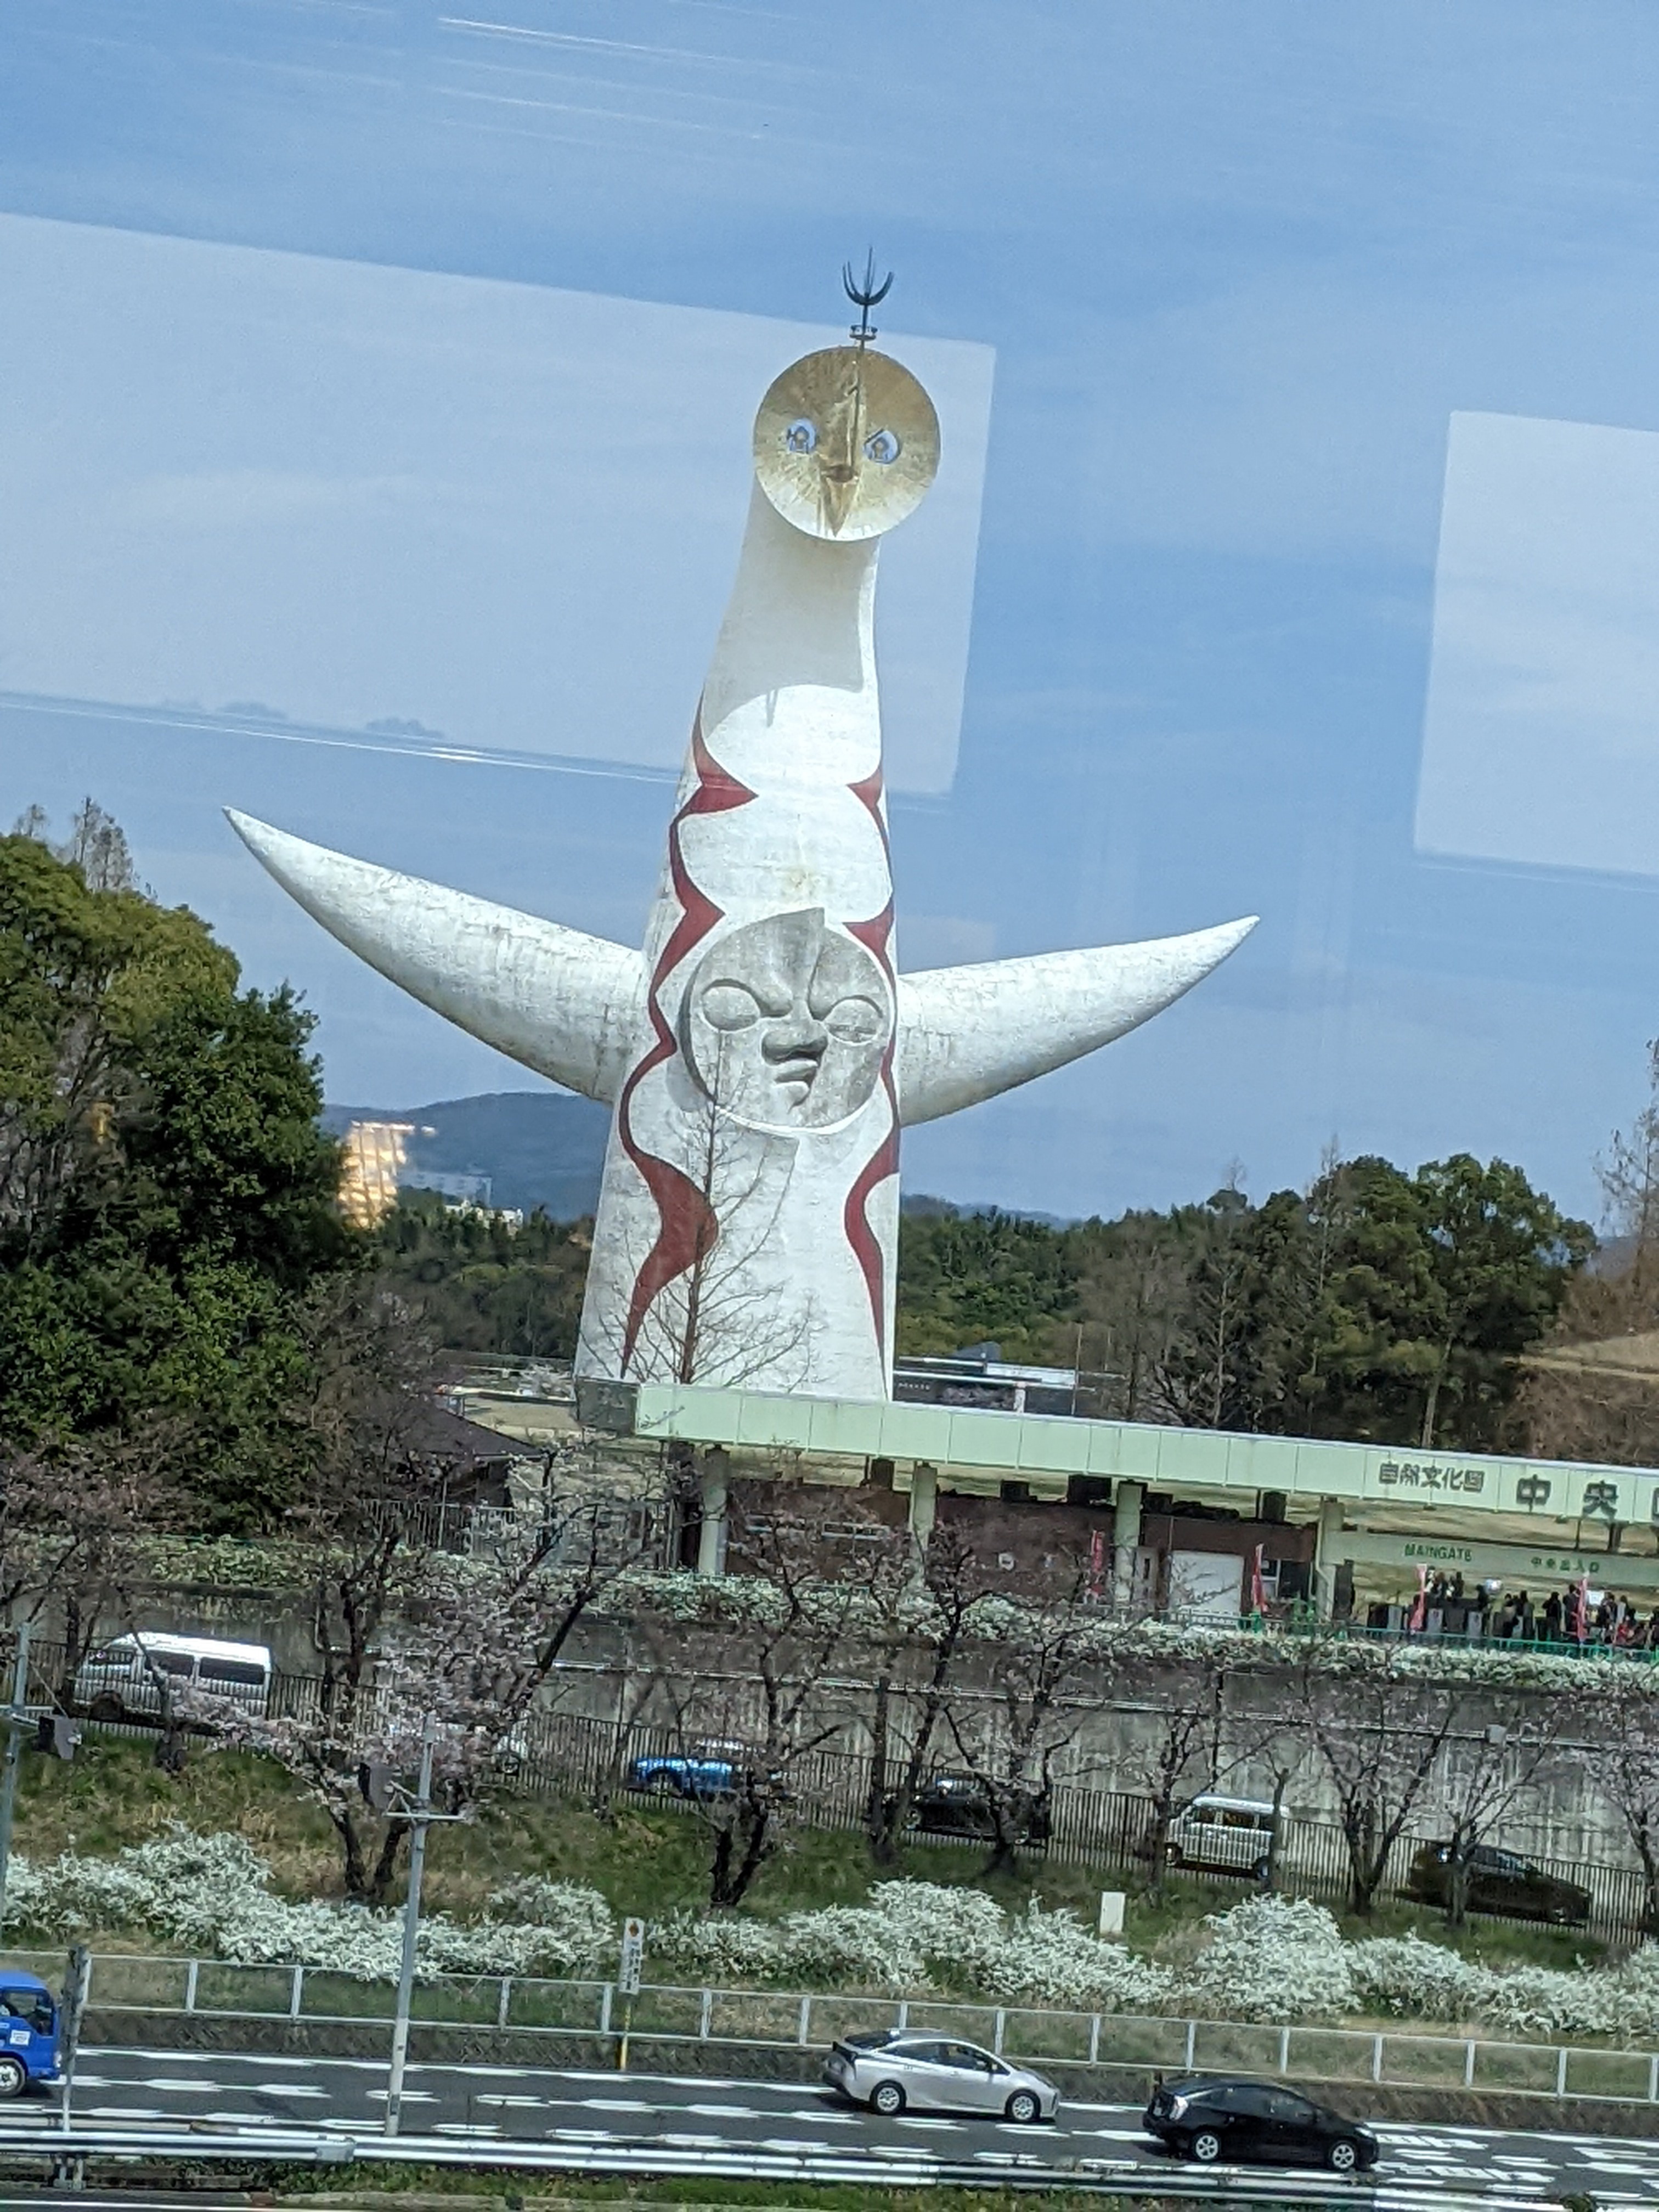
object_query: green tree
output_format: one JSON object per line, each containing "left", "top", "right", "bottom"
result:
{"left": 894, "top": 1207, "right": 1079, "bottom": 1362}
{"left": 1316, "top": 1154, "right": 1590, "bottom": 1449}
{"left": 0, "top": 819, "right": 350, "bottom": 1526}
{"left": 373, "top": 1191, "right": 590, "bottom": 1357}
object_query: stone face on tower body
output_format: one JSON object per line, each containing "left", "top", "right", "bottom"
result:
{"left": 228, "top": 330, "right": 1257, "bottom": 1401}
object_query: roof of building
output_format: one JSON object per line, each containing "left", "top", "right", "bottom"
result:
{"left": 589, "top": 1379, "right": 1659, "bottom": 1528}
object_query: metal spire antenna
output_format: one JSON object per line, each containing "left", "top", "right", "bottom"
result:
{"left": 843, "top": 249, "right": 893, "bottom": 349}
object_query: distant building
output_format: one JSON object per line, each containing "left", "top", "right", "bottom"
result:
{"left": 893, "top": 1341, "right": 1078, "bottom": 1416}
{"left": 337, "top": 1119, "right": 415, "bottom": 1228}
{"left": 336, "top": 1121, "right": 502, "bottom": 1227}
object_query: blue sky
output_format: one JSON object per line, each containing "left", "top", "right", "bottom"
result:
{"left": 5, "top": 2, "right": 1659, "bottom": 1227}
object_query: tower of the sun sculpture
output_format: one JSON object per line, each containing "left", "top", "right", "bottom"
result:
{"left": 229, "top": 281, "right": 1256, "bottom": 1400}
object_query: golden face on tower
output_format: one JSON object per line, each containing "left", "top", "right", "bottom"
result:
{"left": 753, "top": 346, "right": 940, "bottom": 541}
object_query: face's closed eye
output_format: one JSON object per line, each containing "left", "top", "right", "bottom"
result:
{"left": 822, "top": 994, "right": 884, "bottom": 1043}
{"left": 699, "top": 980, "right": 764, "bottom": 1032}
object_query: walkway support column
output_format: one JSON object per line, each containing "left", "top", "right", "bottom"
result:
{"left": 907, "top": 1462, "right": 939, "bottom": 1554}
{"left": 1314, "top": 1498, "right": 1345, "bottom": 1620}
{"left": 1113, "top": 1480, "right": 1144, "bottom": 1612}
{"left": 696, "top": 1446, "right": 730, "bottom": 1578}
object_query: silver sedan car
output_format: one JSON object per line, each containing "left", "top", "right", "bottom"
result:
{"left": 824, "top": 2029, "right": 1060, "bottom": 2122}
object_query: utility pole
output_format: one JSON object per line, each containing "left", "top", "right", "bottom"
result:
{"left": 379, "top": 1715, "right": 461, "bottom": 2139}
{"left": 0, "top": 1624, "right": 34, "bottom": 1924}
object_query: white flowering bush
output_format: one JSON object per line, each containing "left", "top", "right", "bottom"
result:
{"left": 1, "top": 1827, "right": 616, "bottom": 1981}
{"left": 980, "top": 1900, "right": 1177, "bottom": 2013}
{"left": 12, "top": 1822, "right": 1659, "bottom": 2042}
{"left": 865, "top": 1880, "right": 1006, "bottom": 1977}
{"left": 1187, "top": 1894, "right": 1355, "bottom": 2022}
{"left": 1348, "top": 1933, "right": 1486, "bottom": 2021}
{"left": 651, "top": 1909, "right": 791, "bottom": 1982}
{"left": 482, "top": 1879, "right": 617, "bottom": 1972}
{"left": 652, "top": 1881, "right": 1009, "bottom": 1993}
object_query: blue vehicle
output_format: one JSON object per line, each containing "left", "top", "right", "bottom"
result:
{"left": 0, "top": 1974, "right": 60, "bottom": 2094}
{"left": 625, "top": 1738, "right": 749, "bottom": 1801}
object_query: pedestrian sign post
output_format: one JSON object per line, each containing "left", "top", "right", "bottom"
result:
{"left": 616, "top": 1916, "right": 645, "bottom": 2071}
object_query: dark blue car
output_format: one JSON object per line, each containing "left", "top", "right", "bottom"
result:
{"left": 0, "top": 1974, "right": 60, "bottom": 2095}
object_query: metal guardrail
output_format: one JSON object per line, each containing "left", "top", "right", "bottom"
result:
{"left": 15, "top": 1949, "right": 1659, "bottom": 2108}
{"left": 0, "top": 2118, "right": 1583, "bottom": 2210}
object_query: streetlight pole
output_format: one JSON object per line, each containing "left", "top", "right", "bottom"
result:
{"left": 0, "top": 1623, "right": 35, "bottom": 1925}
{"left": 383, "top": 1714, "right": 436, "bottom": 2140}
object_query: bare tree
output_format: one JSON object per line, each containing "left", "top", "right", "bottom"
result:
{"left": 604, "top": 1048, "right": 815, "bottom": 1390}
{"left": 195, "top": 1281, "right": 660, "bottom": 1899}
{"left": 1115, "top": 1643, "right": 1234, "bottom": 1899}
{"left": 943, "top": 1561, "right": 1110, "bottom": 1876}
{"left": 0, "top": 1424, "right": 183, "bottom": 1720}
{"left": 860, "top": 1521, "right": 999, "bottom": 1865}
{"left": 1571, "top": 1670, "right": 1659, "bottom": 1933}
{"left": 1432, "top": 1691, "right": 1574, "bottom": 1928}
{"left": 1290, "top": 1644, "right": 1467, "bottom": 1916}
{"left": 641, "top": 1493, "right": 883, "bottom": 1908}
{"left": 1523, "top": 1043, "right": 1659, "bottom": 1465}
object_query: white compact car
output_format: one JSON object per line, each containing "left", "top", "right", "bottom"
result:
{"left": 825, "top": 2029, "right": 1059, "bottom": 2122}
{"left": 1167, "top": 1793, "right": 1278, "bottom": 1879}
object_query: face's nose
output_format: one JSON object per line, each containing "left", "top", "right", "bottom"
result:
{"left": 763, "top": 1011, "right": 828, "bottom": 1073}
{"left": 817, "top": 379, "right": 865, "bottom": 535}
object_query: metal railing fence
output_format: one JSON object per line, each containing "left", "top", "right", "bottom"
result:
{"left": 13, "top": 1634, "right": 1655, "bottom": 1940}
{"left": 9, "top": 1947, "right": 1659, "bottom": 2108}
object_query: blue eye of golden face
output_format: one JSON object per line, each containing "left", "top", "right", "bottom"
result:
{"left": 785, "top": 419, "right": 817, "bottom": 455}
{"left": 864, "top": 428, "right": 901, "bottom": 465}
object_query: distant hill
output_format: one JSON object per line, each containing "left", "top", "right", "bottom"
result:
{"left": 902, "top": 1192, "right": 1074, "bottom": 1228}
{"left": 322, "top": 1092, "right": 610, "bottom": 1220}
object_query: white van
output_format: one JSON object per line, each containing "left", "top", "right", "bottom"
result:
{"left": 74, "top": 1633, "right": 273, "bottom": 1723}
{"left": 1167, "top": 1793, "right": 1278, "bottom": 1878}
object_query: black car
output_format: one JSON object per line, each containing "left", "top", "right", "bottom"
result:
{"left": 1143, "top": 2077, "right": 1380, "bottom": 2173}
{"left": 901, "top": 1770, "right": 1051, "bottom": 1846}
{"left": 1401, "top": 1841, "right": 1590, "bottom": 1927}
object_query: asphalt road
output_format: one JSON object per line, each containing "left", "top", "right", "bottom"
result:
{"left": 0, "top": 2047, "right": 1646, "bottom": 2198}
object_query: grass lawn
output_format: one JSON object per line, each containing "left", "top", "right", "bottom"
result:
{"left": 12, "top": 1739, "right": 1611, "bottom": 1992}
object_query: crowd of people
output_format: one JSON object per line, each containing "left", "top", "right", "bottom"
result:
{"left": 1402, "top": 1569, "right": 1659, "bottom": 1647}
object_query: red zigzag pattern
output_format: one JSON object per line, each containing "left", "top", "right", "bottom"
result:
{"left": 617, "top": 713, "right": 755, "bottom": 1371}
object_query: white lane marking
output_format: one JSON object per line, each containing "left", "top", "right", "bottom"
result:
{"left": 364, "top": 2087, "right": 437, "bottom": 2102}
{"left": 84, "top": 2106, "right": 166, "bottom": 2119}
{"left": 685, "top": 2102, "right": 760, "bottom": 2117}
{"left": 582, "top": 2097, "right": 656, "bottom": 2112}
{"left": 784, "top": 2107, "right": 861, "bottom": 2124}
{"left": 250, "top": 2083, "right": 327, "bottom": 2097}
{"left": 476, "top": 2094, "right": 545, "bottom": 2108}
{"left": 761, "top": 2137, "right": 842, "bottom": 2152}
{"left": 895, "top": 2116, "right": 964, "bottom": 2130}
{"left": 658, "top": 2131, "right": 733, "bottom": 2147}
{"left": 433, "top": 2123, "right": 502, "bottom": 2136}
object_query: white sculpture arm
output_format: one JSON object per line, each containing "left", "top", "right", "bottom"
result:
{"left": 894, "top": 918, "right": 1257, "bottom": 1127}
{"left": 225, "top": 811, "right": 644, "bottom": 1106}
